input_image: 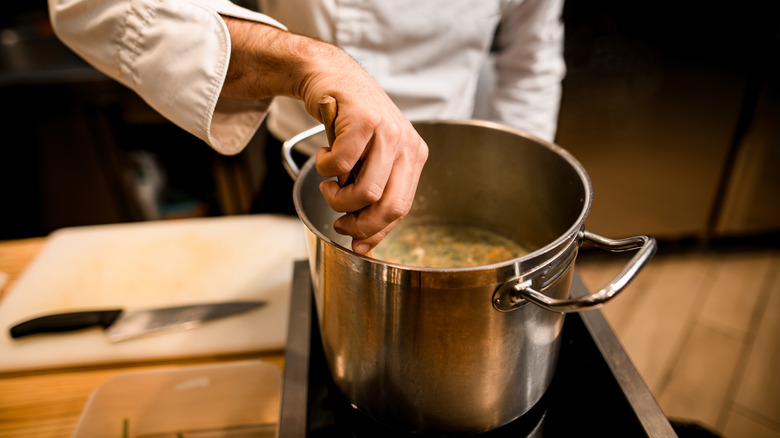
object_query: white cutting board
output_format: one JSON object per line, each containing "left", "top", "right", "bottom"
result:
{"left": 0, "top": 215, "right": 308, "bottom": 373}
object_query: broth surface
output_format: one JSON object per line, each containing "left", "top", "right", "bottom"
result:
{"left": 373, "top": 223, "right": 529, "bottom": 268}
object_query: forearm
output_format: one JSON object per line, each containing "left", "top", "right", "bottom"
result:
{"left": 48, "top": 0, "right": 427, "bottom": 249}
{"left": 220, "top": 16, "right": 365, "bottom": 122}
{"left": 47, "top": 0, "right": 285, "bottom": 154}
{"left": 217, "top": 18, "right": 428, "bottom": 252}
{"left": 221, "top": 17, "right": 311, "bottom": 101}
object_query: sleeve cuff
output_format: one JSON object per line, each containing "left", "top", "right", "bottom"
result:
{"left": 118, "top": 0, "right": 286, "bottom": 154}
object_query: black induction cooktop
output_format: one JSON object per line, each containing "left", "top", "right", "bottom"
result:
{"left": 278, "top": 261, "right": 677, "bottom": 437}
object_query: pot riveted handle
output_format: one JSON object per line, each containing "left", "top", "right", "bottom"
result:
{"left": 494, "top": 231, "right": 657, "bottom": 313}
{"left": 282, "top": 124, "right": 326, "bottom": 181}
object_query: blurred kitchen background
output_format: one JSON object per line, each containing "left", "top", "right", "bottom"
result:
{"left": 1, "top": 0, "right": 778, "bottom": 437}
{"left": 2, "top": 0, "right": 778, "bottom": 245}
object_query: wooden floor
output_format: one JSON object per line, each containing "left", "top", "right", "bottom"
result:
{"left": 576, "top": 245, "right": 780, "bottom": 438}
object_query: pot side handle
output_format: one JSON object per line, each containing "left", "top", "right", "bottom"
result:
{"left": 499, "top": 231, "right": 657, "bottom": 313}
{"left": 281, "top": 124, "right": 326, "bottom": 181}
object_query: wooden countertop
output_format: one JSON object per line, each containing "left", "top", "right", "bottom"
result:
{"left": 0, "top": 237, "right": 285, "bottom": 438}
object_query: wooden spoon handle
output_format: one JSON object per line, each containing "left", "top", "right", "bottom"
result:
{"left": 319, "top": 95, "right": 338, "bottom": 146}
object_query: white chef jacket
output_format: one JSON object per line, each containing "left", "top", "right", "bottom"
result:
{"left": 47, "top": 0, "right": 565, "bottom": 155}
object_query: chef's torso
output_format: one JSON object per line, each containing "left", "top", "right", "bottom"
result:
{"left": 259, "top": 0, "right": 505, "bottom": 141}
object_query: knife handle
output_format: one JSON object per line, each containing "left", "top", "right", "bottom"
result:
{"left": 9, "top": 310, "right": 122, "bottom": 339}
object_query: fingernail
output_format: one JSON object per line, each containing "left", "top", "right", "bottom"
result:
{"left": 354, "top": 243, "right": 371, "bottom": 255}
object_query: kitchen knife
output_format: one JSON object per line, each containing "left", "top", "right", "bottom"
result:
{"left": 9, "top": 301, "right": 266, "bottom": 342}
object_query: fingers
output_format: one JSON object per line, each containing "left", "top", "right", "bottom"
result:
{"left": 315, "top": 119, "right": 372, "bottom": 182}
{"left": 326, "top": 134, "right": 428, "bottom": 250}
{"left": 317, "top": 126, "right": 396, "bottom": 213}
{"left": 347, "top": 215, "right": 404, "bottom": 255}
{"left": 302, "top": 62, "right": 428, "bottom": 249}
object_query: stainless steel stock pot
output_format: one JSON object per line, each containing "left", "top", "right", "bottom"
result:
{"left": 282, "top": 120, "right": 657, "bottom": 435}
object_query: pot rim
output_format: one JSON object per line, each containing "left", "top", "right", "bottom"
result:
{"left": 293, "top": 119, "right": 594, "bottom": 273}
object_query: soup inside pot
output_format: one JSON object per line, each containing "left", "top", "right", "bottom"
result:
{"left": 372, "top": 222, "right": 530, "bottom": 268}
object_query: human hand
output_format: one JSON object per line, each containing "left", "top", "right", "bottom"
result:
{"left": 221, "top": 19, "right": 428, "bottom": 254}
{"left": 305, "top": 76, "right": 427, "bottom": 255}
{"left": 311, "top": 93, "right": 427, "bottom": 254}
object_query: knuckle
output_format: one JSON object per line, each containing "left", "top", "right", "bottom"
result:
{"left": 370, "top": 117, "right": 402, "bottom": 143}
{"left": 333, "top": 157, "right": 353, "bottom": 175}
{"left": 383, "top": 197, "right": 412, "bottom": 222}
{"left": 353, "top": 114, "right": 381, "bottom": 138}
{"left": 359, "top": 182, "right": 383, "bottom": 205}
{"left": 354, "top": 229, "right": 371, "bottom": 240}
{"left": 346, "top": 219, "right": 371, "bottom": 240}
{"left": 417, "top": 139, "right": 430, "bottom": 162}
{"left": 385, "top": 121, "right": 402, "bottom": 139}
{"left": 315, "top": 151, "right": 354, "bottom": 177}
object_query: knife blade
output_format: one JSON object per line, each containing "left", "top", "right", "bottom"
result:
{"left": 9, "top": 301, "right": 266, "bottom": 342}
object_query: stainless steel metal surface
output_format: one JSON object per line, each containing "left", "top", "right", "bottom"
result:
{"left": 493, "top": 231, "right": 656, "bottom": 312}
{"left": 278, "top": 262, "right": 678, "bottom": 438}
{"left": 283, "top": 120, "right": 656, "bottom": 434}
{"left": 107, "top": 301, "right": 266, "bottom": 342}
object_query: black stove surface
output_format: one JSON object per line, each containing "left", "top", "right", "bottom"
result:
{"left": 279, "top": 261, "right": 677, "bottom": 438}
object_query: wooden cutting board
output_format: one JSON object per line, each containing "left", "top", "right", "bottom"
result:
{"left": 0, "top": 215, "right": 308, "bottom": 373}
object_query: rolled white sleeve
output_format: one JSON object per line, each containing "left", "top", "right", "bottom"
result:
{"left": 491, "top": 0, "right": 566, "bottom": 142}
{"left": 48, "top": 0, "right": 287, "bottom": 155}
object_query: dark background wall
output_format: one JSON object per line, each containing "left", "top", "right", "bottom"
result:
{"left": 556, "top": 0, "right": 779, "bottom": 245}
